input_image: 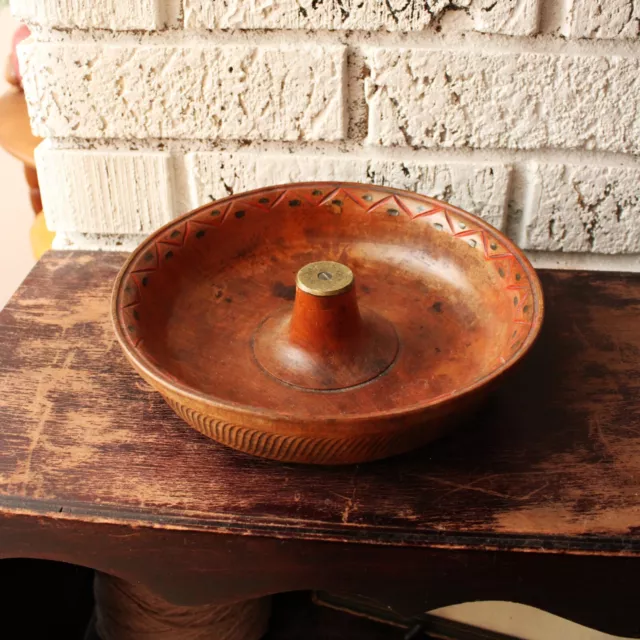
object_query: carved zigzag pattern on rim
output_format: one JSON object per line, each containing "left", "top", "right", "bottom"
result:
{"left": 120, "top": 183, "right": 536, "bottom": 356}
{"left": 164, "top": 396, "right": 407, "bottom": 464}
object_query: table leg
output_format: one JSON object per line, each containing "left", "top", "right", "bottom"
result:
{"left": 91, "top": 572, "right": 271, "bottom": 640}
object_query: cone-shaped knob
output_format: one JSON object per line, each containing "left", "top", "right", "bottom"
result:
{"left": 253, "top": 261, "right": 399, "bottom": 391}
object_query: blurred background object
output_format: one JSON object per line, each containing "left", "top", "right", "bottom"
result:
{"left": 0, "top": 6, "right": 52, "bottom": 308}
{"left": 9, "top": 22, "right": 29, "bottom": 85}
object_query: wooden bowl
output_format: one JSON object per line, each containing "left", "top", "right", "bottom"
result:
{"left": 112, "top": 182, "right": 543, "bottom": 465}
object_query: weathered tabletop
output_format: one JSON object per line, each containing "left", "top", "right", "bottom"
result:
{"left": 0, "top": 251, "right": 639, "bottom": 636}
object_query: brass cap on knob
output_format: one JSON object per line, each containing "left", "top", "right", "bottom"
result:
{"left": 296, "top": 261, "right": 354, "bottom": 297}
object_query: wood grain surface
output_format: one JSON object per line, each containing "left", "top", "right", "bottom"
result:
{"left": 1, "top": 250, "right": 640, "bottom": 636}
{"left": 1, "top": 251, "right": 638, "bottom": 550}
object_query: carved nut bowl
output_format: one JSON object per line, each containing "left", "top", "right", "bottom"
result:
{"left": 112, "top": 182, "right": 543, "bottom": 465}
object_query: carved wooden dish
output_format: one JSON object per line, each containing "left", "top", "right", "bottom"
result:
{"left": 112, "top": 182, "right": 543, "bottom": 465}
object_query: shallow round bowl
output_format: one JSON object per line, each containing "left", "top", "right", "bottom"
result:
{"left": 112, "top": 182, "right": 543, "bottom": 465}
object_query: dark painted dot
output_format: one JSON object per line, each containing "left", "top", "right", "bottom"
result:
{"left": 224, "top": 297, "right": 233, "bottom": 303}
{"left": 289, "top": 199, "right": 301, "bottom": 207}
{"left": 142, "top": 276, "right": 148, "bottom": 287}
{"left": 434, "top": 222, "right": 443, "bottom": 230}
{"left": 196, "top": 229, "right": 206, "bottom": 238}
{"left": 211, "top": 209, "right": 221, "bottom": 217}
{"left": 387, "top": 208, "right": 399, "bottom": 217}
{"left": 165, "top": 250, "right": 174, "bottom": 260}
{"left": 432, "top": 301, "right": 443, "bottom": 313}
{"left": 259, "top": 197, "right": 269, "bottom": 204}
{"left": 228, "top": 66, "right": 233, "bottom": 73}
{"left": 459, "top": 222, "right": 466, "bottom": 230}
{"left": 498, "top": 267, "right": 505, "bottom": 278}
{"left": 515, "top": 273, "right": 521, "bottom": 281}
{"left": 312, "top": 190, "right": 322, "bottom": 196}
{"left": 490, "top": 242, "right": 498, "bottom": 250}
{"left": 363, "top": 194, "right": 373, "bottom": 202}
{"left": 128, "top": 325, "right": 135, "bottom": 333}
{"left": 235, "top": 210, "right": 245, "bottom": 219}
{"left": 523, "top": 305, "right": 530, "bottom": 313}
{"left": 170, "top": 229, "right": 180, "bottom": 239}
{"left": 133, "top": 309, "right": 139, "bottom": 320}
{"left": 468, "top": 239, "right": 477, "bottom": 248}
{"left": 332, "top": 199, "right": 343, "bottom": 207}
{"left": 144, "top": 252, "right": 154, "bottom": 262}
{"left": 435, "top": 347, "right": 441, "bottom": 354}
{"left": 513, "top": 296, "right": 518, "bottom": 306}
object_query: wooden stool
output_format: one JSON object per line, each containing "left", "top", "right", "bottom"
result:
{"left": 0, "top": 65, "right": 52, "bottom": 259}
{"left": 0, "top": 89, "right": 42, "bottom": 211}
{"left": 29, "top": 210, "right": 56, "bottom": 259}
{"left": 0, "top": 252, "right": 639, "bottom": 638}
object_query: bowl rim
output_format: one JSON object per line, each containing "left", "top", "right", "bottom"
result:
{"left": 111, "top": 181, "right": 544, "bottom": 427}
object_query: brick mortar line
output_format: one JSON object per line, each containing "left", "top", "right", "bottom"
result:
{"left": 23, "top": 29, "right": 640, "bottom": 58}
{"left": 42, "top": 138, "right": 640, "bottom": 167}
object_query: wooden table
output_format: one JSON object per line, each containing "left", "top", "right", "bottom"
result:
{"left": 0, "top": 252, "right": 639, "bottom": 638}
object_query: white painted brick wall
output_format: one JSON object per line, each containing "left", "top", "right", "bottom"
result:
{"left": 36, "top": 147, "right": 510, "bottom": 232}
{"left": 566, "top": 0, "right": 640, "bottom": 39}
{"left": 10, "top": 0, "right": 181, "bottom": 30}
{"left": 36, "top": 144, "right": 175, "bottom": 233}
{"left": 472, "top": 0, "right": 540, "bottom": 35}
{"left": 521, "top": 164, "right": 640, "bottom": 254}
{"left": 184, "top": 0, "right": 539, "bottom": 36}
{"left": 20, "top": 42, "right": 346, "bottom": 141}
{"left": 14, "top": 0, "right": 540, "bottom": 35}
{"left": 186, "top": 153, "right": 511, "bottom": 229}
{"left": 13, "top": 0, "right": 640, "bottom": 267}
{"left": 365, "top": 48, "right": 640, "bottom": 154}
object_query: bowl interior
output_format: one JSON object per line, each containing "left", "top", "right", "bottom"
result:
{"left": 115, "top": 183, "right": 541, "bottom": 422}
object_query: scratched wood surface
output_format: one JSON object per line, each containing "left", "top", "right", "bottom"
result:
{"left": 0, "top": 251, "right": 639, "bottom": 553}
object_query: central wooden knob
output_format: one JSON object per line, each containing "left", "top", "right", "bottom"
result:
{"left": 253, "top": 261, "right": 399, "bottom": 391}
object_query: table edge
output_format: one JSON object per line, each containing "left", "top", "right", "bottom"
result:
{"left": 1, "top": 496, "right": 638, "bottom": 557}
